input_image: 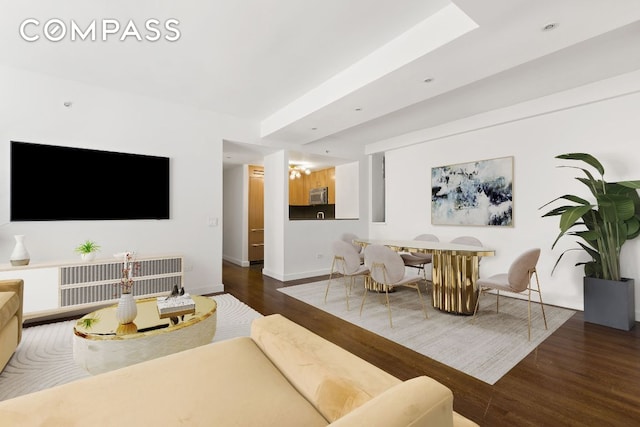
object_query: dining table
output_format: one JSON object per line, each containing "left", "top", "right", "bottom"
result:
{"left": 354, "top": 239, "right": 495, "bottom": 315}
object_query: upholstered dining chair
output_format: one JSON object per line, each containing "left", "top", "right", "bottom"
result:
{"left": 361, "top": 244, "right": 428, "bottom": 328}
{"left": 472, "top": 248, "right": 548, "bottom": 340}
{"left": 450, "top": 235, "right": 484, "bottom": 265}
{"left": 341, "top": 232, "right": 364, "bottom": 263}
{"left": 325, "top": 240, "right": 369, "bottom": 310}
{"left": 450, "top": 235, "right": 483, "bottom": 249}
{"left": 400, "top": 234, "right": 439, "bottom": 281}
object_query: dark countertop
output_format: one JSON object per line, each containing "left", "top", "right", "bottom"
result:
{"left": 289, "top": 204, "right": 335, "bottom": 220}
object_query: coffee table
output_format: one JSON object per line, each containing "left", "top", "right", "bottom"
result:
{"left": 73, "top": 295, "right": 217, "bottom": 375}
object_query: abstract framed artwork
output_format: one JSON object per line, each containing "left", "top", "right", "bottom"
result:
{"left": 431, "top": 156, "right": 513, "bottom": 226}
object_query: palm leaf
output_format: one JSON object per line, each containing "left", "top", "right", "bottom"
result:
{"left": 556, "top": 153, "right": 604, "bottom": 176}
{"left": 559, "top": 205, "right": 593, "bottom": 233}
{"left": 597, "top": 194, "right": 635, "bottom": 222}
{"left": 539, "top": 194, "right": 590, "bottom": 211}
{"left": 543, "top": 153, "right": 640, "bottom": 280}
{"left": 617, "top": 180, "right": 640, "bottom": 189}
{"left": 627, "top": 216, "right": 640, "bottom": 239}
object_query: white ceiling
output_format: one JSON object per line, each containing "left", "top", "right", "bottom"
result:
{"left": 2, "top": 0, "right": 640, "bottom": 168}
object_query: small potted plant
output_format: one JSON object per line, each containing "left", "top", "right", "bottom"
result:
{"left": 75, "top": 240, "right": 101, "bottom": 262}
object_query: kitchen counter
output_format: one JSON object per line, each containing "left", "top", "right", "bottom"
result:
{"left": 289, "top": 204, "right": 335, "bottom": 220}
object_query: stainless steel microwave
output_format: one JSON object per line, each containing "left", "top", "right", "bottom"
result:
{"left": 309, "top": 187, "right": 328, "bottom": 205}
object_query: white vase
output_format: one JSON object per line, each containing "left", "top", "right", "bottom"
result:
{"left": 115, "top": 293, "right": 137, "bottom": 325}
{"left": 81, "top": 252, "right": 96, "bottom": 262}
{"left": 10, "top": 235, "right": 30, "bottom": 266}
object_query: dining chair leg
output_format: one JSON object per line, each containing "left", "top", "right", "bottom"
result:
{"left": 324, "top": 256, "right": 338, "bottom": 304}
{"left": 529, "top": 269, "right": 548, "bottom": 341}
{"left": 359, "top": 286, "right": 369, "bottom": 317}
{"left": 496, "top": 290, "right": 500, "bottom": 313}
{"left": 527, "top": 284, "right": 532, "bottom": 341}
{"left": 385, "top": 286, "right": 393, "bottom": 328}
{"left": 526, "top": 268, "right": 548, "bottom": 341}
{"left": 416, "top": 283, "right": 429, "bottom": 319}
{"left": 472, "top": 286, "right": 483, "bottom": 323}
{"left": 345, "top": 275, "right": 352, "bottom": 310}
{"left": 533, "top": 269, "right": 548, "bottom": 330}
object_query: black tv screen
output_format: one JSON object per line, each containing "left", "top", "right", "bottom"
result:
{"left": 11, "top": 141, "right": 170, "bottom": 221}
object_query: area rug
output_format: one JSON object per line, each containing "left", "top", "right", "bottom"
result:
{"left": 278, "top": 280, "right": 575, "bottom": 385}
{"left": 0, "top": 294, "right": 262, "bottom": 402}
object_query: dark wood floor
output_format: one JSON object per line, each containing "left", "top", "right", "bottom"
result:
{"left": 223, "top": 260, "right": 640, "bottom": 427}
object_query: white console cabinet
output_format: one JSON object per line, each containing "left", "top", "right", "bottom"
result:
{"left": 0, "top": 255, "right": 183, "bottom": 320}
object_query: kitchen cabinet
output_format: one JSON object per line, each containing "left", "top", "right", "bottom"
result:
{"left": 288, "top": 167, "right": 335, "bottom": 206}
{"left": 288, "top": 175, "right": 306, "bottom": 205}
{"left": 248, "top": 165, "right": 264, "bottom": 262}
{"left": 327, "top": 167, "right": 335, "bottom": 204}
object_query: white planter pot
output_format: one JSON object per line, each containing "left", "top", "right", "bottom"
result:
{"left": 81, "top": 252, "right": 96, "bottom": 262}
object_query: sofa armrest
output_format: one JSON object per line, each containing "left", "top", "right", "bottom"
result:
{"left": 0, "top": 280, "right": 24, "bottom": 343}
{"left": 251, "top": 314, "right": 401, "bottom": 423}
{"left": 328, "top": 376, "right": 456, "bottom": 427}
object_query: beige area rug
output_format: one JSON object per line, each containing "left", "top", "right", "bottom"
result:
{"left": 278, "top": 279, "right": 575, "bottom": 385}
{"left": 0, "top": 294, "right": 263, "bottom": 402}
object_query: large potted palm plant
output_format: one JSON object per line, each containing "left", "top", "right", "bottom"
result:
{"left": 540, "top": 153, "right": 640, "bottom": 331}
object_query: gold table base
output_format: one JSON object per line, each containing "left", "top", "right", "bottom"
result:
{"left": 353, "top": 239, "right": 493, "bottom": 315}
{"left": 431, "top": 251, "right": 480, "bottom": 315}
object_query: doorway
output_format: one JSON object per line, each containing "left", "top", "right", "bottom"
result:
{"left": 248, "top": 165, "right": 264, "bottom": 262}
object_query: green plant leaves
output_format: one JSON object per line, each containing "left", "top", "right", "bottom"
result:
{"left": 597, "top": 194, "right": 635, "bottom": 222}
{"left": 559, "top": 205, "right": 592, "bottom": 233}
{"left": 556, "top": 153, "right": 604, "bottom": 176}
{"left": 74, "top": 240, "right": 101, "bottom": 254}
{"left": 541, "top": 153, "right": 640, "bottom": 281}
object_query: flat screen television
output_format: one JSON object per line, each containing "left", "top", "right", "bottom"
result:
{"left": 10, "top": 141, "right": 170, "bottom": 221}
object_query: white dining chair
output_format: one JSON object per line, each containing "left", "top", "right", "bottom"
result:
{"left": 325, "top": 240, "right": 369, "bottom": 310}
{"left": 361, "top": 244, "right": 428, "bottom": 327}
{"left": 472, "top": 248, "right": 548, "bottom": 341}
{"left": 340, "top": 232, "right": 364, "bottom": 264}
{"left": 401, "top": 234, "right": 439, "bottom": 281}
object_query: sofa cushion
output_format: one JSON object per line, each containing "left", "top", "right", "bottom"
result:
{"left": 251, "top": 314, "right": 401, "bottom": 422}
{"left": 0, "top": 292, "right": 20, "bottom": 332}
{"left": 0, "top": 337, "right": 329, "bottom": 427}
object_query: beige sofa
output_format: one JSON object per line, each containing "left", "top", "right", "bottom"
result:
{"left": 0, "top": 313, "right": 477, "bottom": 426}
{"left": 0, "top": 279, "right": 23, "bottom": 373}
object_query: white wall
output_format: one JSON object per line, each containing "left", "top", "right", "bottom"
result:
{"left": 224, "top": 149, "right": 369, "bottom": 281}
{"left": 335, "top": 161, "right": 359, "bottom": 219}
{"left": 278, "top": 153, "right": 369, "bottom": 281}
{"left": 222, "top": 165, "right": 248, "bottom": 266}
{"left": 262, "top": 150, "right": 287, "bottom": 280}
{"left": 0, "top": 65, "right": 225, "bottom": 295}
{"left": 369, "top": 70, "right": 640, "bottom": 319}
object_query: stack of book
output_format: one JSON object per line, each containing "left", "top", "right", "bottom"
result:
{"left": 156, "top": 293, "right": 196, "bottom": 318}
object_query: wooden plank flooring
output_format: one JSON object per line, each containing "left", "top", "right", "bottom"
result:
{"left": 223, "top": 261, "right": 640, "bottom": 426}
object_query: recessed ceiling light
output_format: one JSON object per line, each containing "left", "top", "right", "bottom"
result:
{"left": 423, "top": 78, "right": 434, "bottom": 83}
{"left": 63, "top": 101, "right": 73, "bottom": 107}
{"left": 311, "top": 127, "right": 317, "bottom": 130}
{"left": 354, "top": 107, "right": 362, "bottom": 111}
{"left": 542, "top": 22, "right": 558, "bottom": 31}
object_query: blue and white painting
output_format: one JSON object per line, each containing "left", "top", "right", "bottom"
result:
{"left": 431, "top": 156, "right": 513, "bottom": 226}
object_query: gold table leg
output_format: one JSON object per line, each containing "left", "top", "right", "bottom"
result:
{"left": 431, "top": 252, "right": 480, "bottom": 315}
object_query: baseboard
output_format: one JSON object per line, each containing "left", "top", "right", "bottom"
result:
{"left": 190, "top": 283, "right": 224, "bottom": 295}
{"left": 222, "top": 255, "right": 249, "bottom": 267}
{"left": 263, "top": 267, "right": 330, "bottom": 282}
{"left": 261, "top": 268, "right": 283, "bottom": 281}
